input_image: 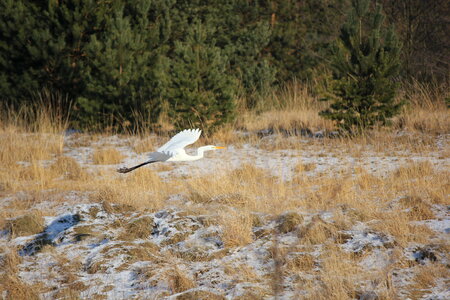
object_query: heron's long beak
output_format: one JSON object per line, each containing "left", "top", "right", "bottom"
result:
{"left": 215, "top": 146, "right": 225, "bottom": 149}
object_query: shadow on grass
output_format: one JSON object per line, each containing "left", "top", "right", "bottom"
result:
{"left": 20, "top": 214, "right": 81, "bottom": 256}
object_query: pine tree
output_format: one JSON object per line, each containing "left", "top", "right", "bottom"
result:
{"left": 166, "top": 0, "right": 276, "bottom": 109}
{"left": 0, "top": 0, "right": 170, "bottom": 130}
{"left": 223, "top": 1, "right": 275, "bottom": 107}
{"left": 166, "top": 21, "right": 236, "bottom": 132}
{"left": 320, "top": 0, "right": 403, "bottom": 132}
{"left": 268, "top": 0, "right": 350, "bottom": 82}
{"left": 0, "top": 0, "right": 67, "bottom": 101}
{"left": 75, "top": 1, "right": 159, "bottom": 129}
{"left": 0, "top": 0, "right": 108, "bottom": 103}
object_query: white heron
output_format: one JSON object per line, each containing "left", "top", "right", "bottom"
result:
{"left": 117, "top": 128, "right": 224, "bottom": 173}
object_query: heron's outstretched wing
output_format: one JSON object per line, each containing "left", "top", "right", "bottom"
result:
{"left": 157, "top": 129, "right": 202, "bottom": 152}
{"left": 149, "top": 151, "right": 173, "bottom": 162}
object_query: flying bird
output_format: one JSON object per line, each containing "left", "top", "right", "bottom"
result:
{"left": 117, "top": 129, "right": 224, "bottom": 173}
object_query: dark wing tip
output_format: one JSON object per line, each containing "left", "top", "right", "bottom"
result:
{"left": 117, "top": 167, "right": 130, "bottom": 173}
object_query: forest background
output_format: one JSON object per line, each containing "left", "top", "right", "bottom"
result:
{"left": 0, "top": 0, "right": 448, "bottom": 132}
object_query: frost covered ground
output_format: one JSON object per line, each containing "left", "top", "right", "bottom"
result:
{"left": 1, "top": 131, "right": 449, "bottom": 299}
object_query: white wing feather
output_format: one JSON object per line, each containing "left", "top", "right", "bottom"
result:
{"left": 157, "top": 129, "right": 202, "bottom": 153}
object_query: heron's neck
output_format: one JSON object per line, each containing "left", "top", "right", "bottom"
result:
{"left": 192, "top": 146, "right": 209, "bottom": 160}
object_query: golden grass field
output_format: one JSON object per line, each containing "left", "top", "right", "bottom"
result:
{"left": 0, "top": 82, "right": 449, "bottom": 299}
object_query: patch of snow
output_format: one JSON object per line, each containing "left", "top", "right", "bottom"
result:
{"left": 342, "top": 229, "right": 394, "bottom": 253}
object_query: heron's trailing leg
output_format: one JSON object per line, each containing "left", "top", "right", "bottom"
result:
{"left": 117, "top": 161, "right": 156, "bottom": 173}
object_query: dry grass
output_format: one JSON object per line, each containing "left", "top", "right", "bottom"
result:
{"left": 131, "top": 137, "right": 156, "bottom": 154}
{"left": 285, "top": 252, "right": 315, "bottom": 273}
{"left": 0, "top": 131, "right": 64, "bottom": 164}
{"left": 0, "top": 248, "right": 41, "bottom": 299}
{"left": 0, "top": 192, "right": 52, "bottom": 228}
{"left": 0, "top": 83, "right": 448, "bottom": 299}
{"left": 277, "top": 212, "right": 303, "bottom": 233}
{"left": 118, "top": 216, "right": 154, "bottom": 240}
{"left": 93, "top": 184, "right": 161, "bottom": 211}
{"left": 50, "top": 156, "right": 88, "bottom": 180}
{"left": 398, "top": 196, "right": 435, "bottom": 221}
{"left": 92, "top": 148, "right": 125, "bottom": 164}
{"left": 311, "top": 246, "right": 361, "bottom": 299}
{"left": 294, "top": 162, "right": 317, "bottom": 173}
{"left": 408, "top": 263, "right": 449, "bottom": 299}
{"left": 0, "top": 274, "right": 41, "bottom": 300}
{"left": 372, "top": 213, "right": 435, "bottom": 247}
{"left": 395, "top": 80, "right": 449, "bottom": 134}
{"left": 166, "top": 266, "right": 197, "bottom": 294}
{"left": 238, "top": 109, "right": 335, "bottom": 134}
{"left": 183, "top": 164, "right": 299, "bottom": 214}
{"left": 4, "top": 212, "right": 45, "bottom": 237}
{"left": 91, "top": 168, "right": 167, "bottom": 210}
{"left": 219, "top": 210, "right": 253, "bottom": 248}
{"left": 300, "top": 217, "right": 342, "bottom": 245}
{"left": 224, "top": 263, "right": 260, "bottom": 284}
{"left": 236, "top": 81, "right": 334, "bottom": 133}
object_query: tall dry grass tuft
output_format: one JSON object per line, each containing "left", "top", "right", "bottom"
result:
{"left": 92, "top": 148, "right": 125, "bottom": 165}
{"left": 91, "top": 168, "right": 166, "bottom": 211}
{"left": 0, "top": 159, "right": 59, "bottom": 192}
{"left": 183, "top": 164, "right": 299, "bottom": 213}
{"left": 219, "top": 210, "right": 253, "bottom": 248}
{"left": 372, "top": 211, "right": 434, "bottom": 247}
{"left": 408, "top": 263, "right": 449, "bottom": 299}
{"left": 0, "top": 91, "right": 70, "bottom": 134}
{"left": 208, "top": 124, "right": 244, "bottom": 146}
{"left": 131, "top": 137, "right": 157, "bottom": 154}
{"left": 224, "top": 263, "right": 259, "bottom": 283}
{"left": 299, "top": 217, "right": 341, "bottom": 245}
{"left": 4, "top": 212, "right": 45, "bottom": 237}
{"left": 0, "top": 131, "right": 64, "bottom": 165}
{"left": 0, "top": 97, "right": 67, "bottom": 193}
{"left": 167, "top": 266, "right": 197, "bottom": 294}
{"left": 388, "top": 161, "right": 449, "bottom": 206}
{"left": 398, "top": 196, "right": 434, "bottom": 221}
{"left": 395, "top": 80, "right": 449, "bottom": 134}
{"left": 394, "top": 160, "right": 435, "bottom": 179}
{"left": 299, "top": 173, "right": 384, "bottom": 223}
{"left": 236, "top": 81, "right": 335, "bottom": 134}
{"left": 234, "top": 78, "right": 449, "bottom": 140}
{"left": 50, "top": 156, "right": 89, "bottom": 180}
{"left": 307, "top": 245, "right": 360, "bottom": 300}
{"left": 0, "top": 248, "right": 41, "bottom": 299}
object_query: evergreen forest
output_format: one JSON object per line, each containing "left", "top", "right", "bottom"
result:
{"left": 0, "top": 0, "right": 448, "bottom": 132}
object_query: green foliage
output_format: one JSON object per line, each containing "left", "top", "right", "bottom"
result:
{"left": 2, "top": 0, "right": 428, "bottom": 132}
{"left": 0, "top": 0, "right": 55, "bottom": 100}
{"left": 268, "top": 0, "right": 350, "bottom": 82}
{"left": 320, "top": 0, "right": 403, "bottom": 132}
{"left": 74, "top": 2, "right": 159, "bottom": 129}
{"left": 0, "top": 0, "right": 162, "bottom": 129}
{"left": 0, "top": 0, "right": 277, "bottom": 130}
{"left": 166, "top": 0, "right": 276, "bottom": 109}
{"left": 166, "top": 22, "right": 236, "bottom": 131}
